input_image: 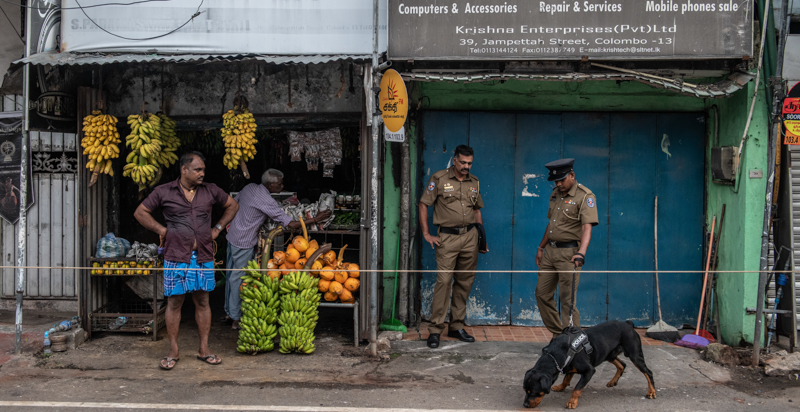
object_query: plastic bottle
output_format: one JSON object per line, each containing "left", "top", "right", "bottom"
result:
{"left": 43, "top": 332, "right": 51, "bottom": 357}
{"left": 48, "top": 320, "right": 73, "bottom": 335}
{"left": 109, "top": 316, "right": 128, "bottom": 330}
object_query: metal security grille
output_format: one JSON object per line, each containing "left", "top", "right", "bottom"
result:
{"left": 0, "top": 95, "right": 80, "bottom": 301}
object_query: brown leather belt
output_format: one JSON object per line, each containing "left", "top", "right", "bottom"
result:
{"left": 439, "top": 224, "right": 477, "bottom": 235}
{"left": 549, "top": 240, "right": 579, "bottom": 248}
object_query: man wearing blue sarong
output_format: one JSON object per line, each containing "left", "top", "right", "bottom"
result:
{"left": 135, "top": 152, "right": 239, "bottom": 370}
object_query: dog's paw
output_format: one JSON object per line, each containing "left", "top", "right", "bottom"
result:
{"left": 552, "top": 384, "right": 567, "bottom": 392}
{"left": 606, "top": 379, "right": 619, "bottom": 388}
{"left": 646, "top": 391, "right": 657, "bottom": 399}
{"left": 566, "top": 399, "right": 579, "bottom": 409}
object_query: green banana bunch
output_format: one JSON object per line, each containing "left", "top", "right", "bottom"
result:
{"left": 154, "top": 113, "right": 180, "bottom": 167}
{"left": 236, "top": 260, "right": 281, "bottom": 354}
{"left": 124, "top": 113, "right": 165, "bottom": 191}
{"left": 278, "top": 270, "right": 321, "bottom": 354}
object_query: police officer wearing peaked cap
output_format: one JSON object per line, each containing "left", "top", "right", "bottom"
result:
{"left": 419, "top": 145, "right": 488, "bottom": 348}
{"left": 535, "top": 158, "right": 599, "bottom": 336}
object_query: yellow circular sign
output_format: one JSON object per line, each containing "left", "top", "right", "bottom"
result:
{"left": 380, "top": 69, "right": 408, "bottom": 133}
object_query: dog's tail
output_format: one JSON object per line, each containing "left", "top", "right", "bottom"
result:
{"left": 625, "top": 320, "right": 635, "bottom": 328}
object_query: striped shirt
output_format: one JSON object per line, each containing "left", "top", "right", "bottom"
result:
{"left": 227, "top": 183, "right": 292, "bottom": 249}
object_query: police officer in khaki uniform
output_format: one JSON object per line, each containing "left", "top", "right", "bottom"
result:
{"left": 419, "top": 145, "right": 488, "bottom": 348}
{"left": 535, "top": 158, "right": 599, "bottom": 336}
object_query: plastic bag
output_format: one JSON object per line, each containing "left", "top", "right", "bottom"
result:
{"left": 96, "top": 233, "right": 131, "bottom": 258}
{"left": 126, "top": 241, "right": 159, "bottom": 262}
{"left": 318, "top": 191, "right": 336, "bottom": 212}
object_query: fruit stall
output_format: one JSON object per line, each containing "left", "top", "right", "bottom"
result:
{"left": 70, "top": 62, "right": 370, "bottom": 349}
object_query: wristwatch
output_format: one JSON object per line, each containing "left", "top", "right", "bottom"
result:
{"left": 215, "top": 224, "right": 223, "bottom": 231}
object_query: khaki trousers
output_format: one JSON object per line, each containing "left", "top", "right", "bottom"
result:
{"left": 535, "top": 245, "right": 581, "bottom": 334}
{"left": 428, "top": 228, "right": 479, "bottom": 334}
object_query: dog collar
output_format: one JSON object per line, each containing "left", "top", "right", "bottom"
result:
{"left": 547, "top": 352, "right": 566, "bottom": 375}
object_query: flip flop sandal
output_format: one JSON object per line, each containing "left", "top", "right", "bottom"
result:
{"left": 231, "top": 322, "right": 241, "bottom": 330}
{"left": 159, "top": 357, "right": 179, "bottom": 370}
{"left": 196, "top": 354, "right": 222, "bottom": 365}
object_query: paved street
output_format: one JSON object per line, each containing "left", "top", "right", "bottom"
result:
{"left": 1, "top": 308, "right": 798, "bottom": 411}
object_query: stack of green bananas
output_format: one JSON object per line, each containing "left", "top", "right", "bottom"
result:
{"left": 237, "top": 260, "right": 280, "bottom": 354}
{"left": 81, "top": 110, "right": 121, "bottom": 185}
{"left": 278, "top": 271, "right": 320, "bottom": 354}
{"left": 221, "top": 108, "right": 257, "bottom": 170}
{"left": 123, "top": 113, "right": 164, "bottom": 190}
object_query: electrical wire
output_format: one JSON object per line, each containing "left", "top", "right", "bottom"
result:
{"left": 0, "top": 4, "right": 24, "bottom": 45}
{"left": 0, "top": 0, "right": 175, "bottom": 11}
{"left": 74, "top": 0, "right": 204, "bottom": 41}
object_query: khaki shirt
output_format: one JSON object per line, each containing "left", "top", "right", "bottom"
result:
{"left": 546, "top": 182, "right": 598, "bottom": 242}
{"left": 420, "top": 167, "right": 484, "bottom": 227}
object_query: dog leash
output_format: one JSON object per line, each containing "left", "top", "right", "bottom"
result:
{"left": 569, "top": 264, "right": 576, "bottom": 327}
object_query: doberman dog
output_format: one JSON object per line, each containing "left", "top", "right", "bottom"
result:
{"left": 523, "top": 320, "right": 656, "bottom": 409}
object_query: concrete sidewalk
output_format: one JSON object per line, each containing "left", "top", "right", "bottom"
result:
{"left": 0, "top": 306, "right": 798, "bottom": 411}
{"left": 0, "top": 309, "right": 76, "bottom": 367}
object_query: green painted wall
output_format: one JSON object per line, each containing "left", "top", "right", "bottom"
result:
{"left": 706, "top": 77, "right": 771, "bottom": 346}
{"left": 380, "top": 77, "right": 770, "bottom": 345}
{"left": 381, "top": 124, "right": 419, "bottom": 321}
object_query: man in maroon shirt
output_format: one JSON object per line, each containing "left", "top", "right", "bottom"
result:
{"left": 135, "top": 152, "right": 239, "bottom": 370}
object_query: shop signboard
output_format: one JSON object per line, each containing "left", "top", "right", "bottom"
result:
{"left": 783, "top": 84, "right": 800, "bottom": 145}
{"left": 389, "top": 0, "right": 752, "bottom": 60}
{"left": 61, "top": 0, "right": 388, "bottom": 55}
{"left": 380, "top": 69, "right": 408, "bottom": 142}
{"left": 0, "top": 113, "right": 35, "bottom": 224}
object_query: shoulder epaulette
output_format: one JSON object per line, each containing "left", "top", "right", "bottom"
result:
{"left": 431, "top": 169, "right": 449, "bottom": 179}
{"left": 576, "top": 184, "right": 594, "bottom": 195}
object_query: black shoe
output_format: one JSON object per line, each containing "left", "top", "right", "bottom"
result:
{"left": 447, "top": 329, "right": 475, "bottom": 342}
{"left": 427, "top": 333, "right": 440, "bottom": 348}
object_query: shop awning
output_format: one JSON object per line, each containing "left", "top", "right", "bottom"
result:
{"left": 400, "top": 70, "right": 755, "bottom": 99}
{"left": 13, "top": 51, "right": 372, "bottom": 67}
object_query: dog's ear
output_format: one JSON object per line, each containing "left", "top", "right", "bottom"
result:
{"left": 523, "top": 368, "right": 534, "bottom": 385}
{"left": 540, "top": 376, "right": 551, "bottom": 394}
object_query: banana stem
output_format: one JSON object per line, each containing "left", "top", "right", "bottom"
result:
{"left": 338, "top": 244, "right": 348, "bottom": 264}
{"left": 88, "top": 163, "right": 103, "bottom": 187}
{"left": 299, "top": 215, "right": 308, "bottom": 241}
{"left": 239, "top": 158, "right": 250, "bottom": 179}
{"left": 304, "top": 244, "right": 332, "bottom": 270}
{"left": 261, "top": 226, "right": 284, "bottom": 269}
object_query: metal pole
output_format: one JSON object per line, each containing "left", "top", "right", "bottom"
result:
{"left": 398, "top": 133, "right": 410, "bottom": 323}
{"left": 15, "top": 0, "right": 33, "bottom": 355}
{"left": 754, "top": 0, "right": 788, "bottom": 367}
{"left": 368, "top": 0, "right": 380, "bottom": 357}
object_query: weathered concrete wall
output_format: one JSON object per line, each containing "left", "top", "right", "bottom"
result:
{"left": 101, "top": 61, "right": 363, "bottom": 127}
{"left": 380, "top": 78, "right": 769, "bottom": 345}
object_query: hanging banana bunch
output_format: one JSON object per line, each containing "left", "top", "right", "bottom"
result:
{"left": 81, "top": 110, "right": 121, "bottom": 187}
{"left": 221, "top": 107, "right": 257, "bottom": 178}
{"left": 123, "top": 113, "right": 163, "bottom": 191}
{"left": 155, "top": 113, "right": 180, "bottom": 168}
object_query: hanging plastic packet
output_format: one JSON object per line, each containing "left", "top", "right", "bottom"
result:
{"left": 306, "top": 156, "right": 319, "bottom": 171}
{"left": 288, "top": 131, "right": 304, "bottom": 162}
